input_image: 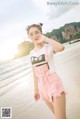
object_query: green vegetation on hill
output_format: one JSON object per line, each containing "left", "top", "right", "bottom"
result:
{"left": 44, "top": 21, "right": 80, "bottom": 43}
{"left": 14, "top": 41, "right": 34, "bottom": 59}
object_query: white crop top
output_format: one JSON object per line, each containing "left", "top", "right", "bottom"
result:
{"left": 30, "top": 44, "right": 55, "bottom": 72}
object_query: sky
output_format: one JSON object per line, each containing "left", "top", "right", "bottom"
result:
{"left": 0, "top": 0, "right": 80, "bottom": 61}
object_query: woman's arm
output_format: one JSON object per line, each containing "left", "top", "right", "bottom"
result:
{"left": 44, "top": 36, "right": 64, "bottom": 52}
{"left": 32, "top": 67, "right": 38, "bottom": 91}
{"left": 32, "top": 67, "right": 40, "bottom": 101}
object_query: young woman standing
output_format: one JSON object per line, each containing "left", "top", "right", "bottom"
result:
{"left": 26, "top": 23, "right": 67, "bottom": 119}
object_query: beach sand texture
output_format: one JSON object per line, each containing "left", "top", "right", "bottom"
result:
{"left": 0, "top": 42, "right": 80, "bottom": 119}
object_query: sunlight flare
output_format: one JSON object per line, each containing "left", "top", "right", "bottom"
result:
{"left": 0, "top": 42, "right": 18, "bottom": 61}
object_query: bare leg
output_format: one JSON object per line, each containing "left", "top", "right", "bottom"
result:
{"left": 44, "top": 99, "right": 55, "bottom": 114}
{"left": 52, "top": 92, "right": 67, "bottom": 119}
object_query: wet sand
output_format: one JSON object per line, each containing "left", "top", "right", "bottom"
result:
{"left": 0, "top": 42, "right": 80, "bottom": 119}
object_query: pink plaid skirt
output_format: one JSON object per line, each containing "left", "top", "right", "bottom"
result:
{"left": 34, "top": 64, "right": 66, "bottom": 102}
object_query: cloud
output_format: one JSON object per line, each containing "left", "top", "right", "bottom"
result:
{"left": 32, "top": 0, "right": 50, "bottom": 14}
{"left": 47, "top": 0, "right": 80, "bottom": 19}
{"left": 0, "top": 0, "right": 36, "bottom": 26}
{"left": 32, "top": 0, "right": 80, "bottom": 19}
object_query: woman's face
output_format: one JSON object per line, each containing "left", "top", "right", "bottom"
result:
{"left": 28, "top": 27, "right": 41, "bottom": 43}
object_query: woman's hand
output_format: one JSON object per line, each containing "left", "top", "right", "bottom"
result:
{"left": 36, "top": 35, "right": 46, "bottom": 44}
{"left": 37, "top": 35, "right": 64, "bottom": 52}
{"left": 34, "top": 89, "right": 40, "bottom": 101}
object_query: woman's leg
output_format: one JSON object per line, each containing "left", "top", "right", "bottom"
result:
{"left": 44, "top": 99, "right": 55, "bottom": 114}
{"left": 52, "top": 92, "right": 66, "bottom": 119}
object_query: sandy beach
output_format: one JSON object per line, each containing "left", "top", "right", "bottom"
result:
{"left": 0, "top": 42, "right": 80, "bottom": 119}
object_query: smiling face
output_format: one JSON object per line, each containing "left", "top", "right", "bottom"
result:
{"left": 28, "top": 27, "right": 42, "bottom": 43}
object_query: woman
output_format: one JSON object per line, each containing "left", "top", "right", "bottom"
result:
{"left": 26, "top": 23, "right": 67, "bottom": 119}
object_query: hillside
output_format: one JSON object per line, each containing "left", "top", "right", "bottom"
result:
{"left": 44, "top": 22, "right": 80, "bottom": 43}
